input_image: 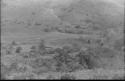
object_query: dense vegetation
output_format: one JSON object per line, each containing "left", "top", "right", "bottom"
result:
{"left": 1, "top": 36, "right": 124, "bottom": 79}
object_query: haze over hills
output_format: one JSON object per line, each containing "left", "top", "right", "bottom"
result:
{"left": 1, "top": 0, "right": 124, "bottom": 43}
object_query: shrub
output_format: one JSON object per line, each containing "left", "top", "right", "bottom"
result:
{"left": 92, "top": 75, "right": 109, "bottom": 80}
{"left": 60, "top": 74, "right": 76, "bottom": 80}
{"left": 34, "top": 22, "right": 42, "bottom": 26}
{"left": 76, "top": 52, "right": 90, "bottom": 69}
{"left": 62, "top": 45, "right": 73, "bottom": 53}
{"left": 30, "top": 58, "right": 53, "bottom": 70}
{"left": 30, "top": 58, "right": 45, "bottom": 68}
{"left": 76, "top": 48, "right": 102, "bottom": 69}
{"left": 71, "top": 43, "right": 81, "bottom": 52}
{"left": 53, "top": 47, "right": 81, "bottom": 72}
{"left": 1, "top": 0, "right": 7, "bottom": 8}
{"left": 11, "top": 41, "right": 18, "bottom": 46}
{"left": 29, "top": 46, "right": 40, "bottom": 58}
{"left": 38, "top": 40, "right": 46, "bottom": 50}
{"left": 113, "top": 38, "right": 124, "bottom": 51}
{"left": 1, "top": 63, "right": 9, "bottom": 80}
{"left": 64, "top": 29, "right": 74, "bottom": 34}
{"left": 93, "top": 47, "right": 116, "bottom": 58}
{"left": 43, "top": 28, "right": 52, "bottom": 32}
{"left": 30, "top": 46, "right": 37, "bottom": 53}
{"left": 6, "top": 43, "right": 15, "bottom": 55}
{"left": 12, "top": 74, "right": 35, "bottom": 80}
{"left": 54, "top": 48, "right": 62, "bottom": 54}
{"left": 46, "top": 75, "right": 56, "bottom": 80}
{"left": 9, "top": 62, "right": 19, "bottom": 71}
{"left": 37, "top": 39, "right": 47, "bottom": 55}
{"left": 74, "top": 25, "right": 81, "bottom": 29}
{"left": 66, "top": 60, "right": 83, "bottom": 72}
{"left": 15, "top": 47, "right": 22, "bottom": 53}
{"left": 84, "top": 47, "right": 117, "bottom": 69}
{"left": 112, "top": 74, "right": 125, "bottom": 80}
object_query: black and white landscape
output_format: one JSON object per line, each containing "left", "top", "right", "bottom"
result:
{"left": 1, "top": 0, "right": 124, "bottom": 80}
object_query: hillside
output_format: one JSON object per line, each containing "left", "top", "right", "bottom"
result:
{"left": 1, "top": 0, "right": 124, "bottom": 80}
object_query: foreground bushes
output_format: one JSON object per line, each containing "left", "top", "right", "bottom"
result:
{"left": 1, "top": 38, "right": 119, "bottom": 79}
{"left": 60, "top": 74, "right": 76, "bottom": 80}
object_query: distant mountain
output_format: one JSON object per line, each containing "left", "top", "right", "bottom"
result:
{"left": 1, "top": 0, "right": 124, "bottom": 43}
{"left": 2, "top": 0, "right": 123, "bottom": 29}
{"left": 53, "top": 0, "right": 124, "bottom": 29}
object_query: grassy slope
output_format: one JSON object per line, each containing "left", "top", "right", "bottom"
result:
{"left": 1, "top": 0, "right": 124, "bottom": 80}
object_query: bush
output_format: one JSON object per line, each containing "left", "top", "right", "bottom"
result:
{"left": 71, "top": 43, "right": 81, "bottom": 52}
{"left": 38, "top": 40, "right": 46, "bottom": 50}
{"left": 30, "top": 58, "right": 45, "bottom": 69}
{"left": 15, "top": 47, "right": 22, "bottom": 53}
{"left": 62, "top": 45, "right": 73, "bottom": 53}
{"left": 92, "top": 75, "right": 109, "bottom": 80}
{"left": 112, "top": 74, "right": 125, "bottom": 80}
{"left": 46, "top": 75, "right": 56, "bottom": 80}
{"left": 6, "top": 44, "right": 14, "bottom": 55}
{"left": 11, "top": 41, "right": 18, "bottom": 46}
{"left": 113, "top": 38, "right": 124, "bottom": 51}
{"left": 54, "top": 48, "right": 62, "bottom": 54}
{"left": 74, "top": 25, "right": 81, "bottom": 29}
{"left": 84, "top": 47, "right": 118, "bottom": 69}
{"left": 30, "top": 46, "right": 37, "bottom": 53}
{"left": 76, "top": 48, "right": 103, "bottom": 69}
{"left": 37, "top": 39, "right": 47, "bottom": 55}
{"left": 53, "top": 47, "right": 82, "bottom": 72}
{"left": 9, "top": 62, "right": 19, "bottom": 72}
{"left": 29, "top": 46, "right": 40, "bottom": 58}
{"left": 30, "top": 58, "right": 54, "bottom": 71}
{"left": 60, "top": 74, "right": 76, "bottom": 80}
{"left": 66, "top": 60, "right": 83, "bottom": 72}
{"left": 1, "top": 63, "right": 9, "bottom": 80}
{"left": 1, "top": 0, "right": 7, "bottom": 8}
{"left": 12, "top": 74, "right": 35, "bottom": 80}
{"left": 43, "top": 28, "right": 52, "bottom": 32}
